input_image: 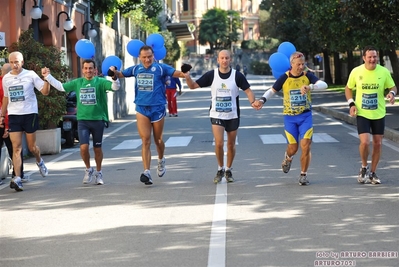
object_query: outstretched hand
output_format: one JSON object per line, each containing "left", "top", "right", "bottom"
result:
{"left": 181, "top": 63, "right": 192, "bottom": 73}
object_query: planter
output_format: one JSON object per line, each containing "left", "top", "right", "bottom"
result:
{"left": 35, "top": 128, "right": 61, "bottom": 155}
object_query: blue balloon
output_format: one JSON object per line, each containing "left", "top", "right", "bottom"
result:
{"left": 272, "top": 69, "right": 286, "bottom": 79}
{"left": 154, "top": 46, "right": 167, "bottom": 61}
{"left": 146, "top": 33, "right": 165, "bottom": 50}
{"left": 127, "top": 39, "right": 145, "bottom": 57}
{"left": 269, "top": 52, "right": 290, "bottom": 72}
{"left": 277, "top": 42, "right": 296, "bottom": 59}
{"left": 101, "top": 56, "right": 122, "bottom": 76}
{"left": 75, "top": 39, "right": 95, "bottom": 59}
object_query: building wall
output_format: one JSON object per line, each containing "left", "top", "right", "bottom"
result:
{"left": 177, "top": 0, "right": 260, "bottom": 55}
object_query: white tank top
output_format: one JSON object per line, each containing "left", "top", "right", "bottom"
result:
{"left": 209, "top": 69, "right": 239, "bottom": 119}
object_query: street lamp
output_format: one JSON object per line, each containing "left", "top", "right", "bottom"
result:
{"left": 82, "top": 21, "right": 97, "bottom": 38}
{"left": 21, "top": 0, "right": 42, "bottom": 19}
{"left": 56, "top": 11, "right": 74, "bottom": 31}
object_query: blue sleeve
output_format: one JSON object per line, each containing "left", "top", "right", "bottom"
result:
{"left": 306, "top": 72, "right": 319, "bottom": 84}
{"left": 272, "top": 73, "right": 288, "bottom": 92}
{"left": 122, "top": 66, "right": 135, "bottom": 77}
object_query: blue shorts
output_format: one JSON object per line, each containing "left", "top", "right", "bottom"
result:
{"left": 136, "top": 104, "right": 166, "bottom": 123}
{"left": 283, "top": 110, "right": 313, "bottom": 144}
{"left": 77, "top": 120, "right": 105, "bottom": 147}
{"left": 8, "top": 114, "right": 39, "bottom": 133}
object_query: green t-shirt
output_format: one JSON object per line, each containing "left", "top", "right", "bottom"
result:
{"left": 62, "top": 77, "right": 113, "bottom": 121}
{"left": 347, "top": 64, "right": 395, "bottom": 119}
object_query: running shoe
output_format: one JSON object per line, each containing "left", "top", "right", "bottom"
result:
{"left": 21, "top": 174, "right": 31, "bottom": 183}
{"left": 83, "top": 167, "right": 94, "bottom": 184}
{"left": 213, "top": 170, "right": 224, "bottom": 184}
{"left": 368, "top": 172, "right": 381, "bottom": 185}
{"left": 225, "top": 169, "right": 234, "bottom": 183}
{"left": 281, "top": 153, "right": 293, "bottom": 173}
{"left": 95, "top": 172, "right": 104, "bottom": 185}
{"left": 37, "top": 159, "right": 48, "bottom": 177}
{"left": 0, "top": 179, "right": 3, "bottom": 185}
{"left": 358, "top": 166, "right": 369, "bottom": 184}
{"left": 140, "top": 170, "right": 153, "bottom": 185}
{"left": 299, "top": 174, "right": 309, "bottom": 186}
{"left": 157, "top": 157, "right": 166, "bottom": 177}
{"left": 10, "top": 177, "right": 23, "bottom": 192}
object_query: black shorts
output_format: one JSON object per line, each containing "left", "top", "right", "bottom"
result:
{"left": 210, "top": 118, "right": 240, "bottom": 132}
{"left": 356, "top": 116, "right": 385, "bottom": 135}
{"left": 8, "top": 114, "right": 39, "bottom": 133}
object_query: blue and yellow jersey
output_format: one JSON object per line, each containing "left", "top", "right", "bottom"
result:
{"left": 273, "top": 71, "right": 319, "bottom": 115}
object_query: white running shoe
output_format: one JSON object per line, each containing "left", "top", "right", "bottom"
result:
{"left": 83, "top": 167, "right": 94, "bottom": 184}
{"left": 37, "top": 159, "right": 48, "bottom": 177}
{"left": 157, "top": 157, "right": 166, "bottom": 177}
{"left": 140, "top": 170, "right": 153, "bottom": 185}
{"left": 358, "top": 166, "right": 369, "bottom": 184}
{"left": 95, "top": 172, "right": 104, "bottom": 185}
{"left": 368, "top": 172, "right": 381, "bottom": 185}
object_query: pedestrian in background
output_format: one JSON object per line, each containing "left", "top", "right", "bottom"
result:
{"left": 0, "top": 51, "right": 49, "bottom": 192}
{"left": 254, "top": 51, "right": 328, "bottom": 186}
{"left": 183, "top": 49, "right": 257, "bottom": 184}
{"left": 345, "top": 45, "right": 397, "bottom": 184}
{"left": 165, "top": 75, "right": 182, "bottom": 117}
{"left": 43, "top": 59, "right": 120, "bottom": 186}
{"left": 110, "top": 45, "right": 187, "bottom": 185}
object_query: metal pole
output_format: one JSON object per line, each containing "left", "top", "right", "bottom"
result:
{"left": 32, "top": 0, "right": 42, "bottom": 41}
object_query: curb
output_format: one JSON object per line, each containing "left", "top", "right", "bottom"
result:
{"left": 313, "top": 106, "right": 399, "bottom": 143}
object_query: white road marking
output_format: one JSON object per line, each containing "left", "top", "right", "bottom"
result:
{"left": 165, "top": 136, "right": 193, "bottom": 147}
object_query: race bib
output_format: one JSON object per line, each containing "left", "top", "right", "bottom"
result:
{"left": 361, "top": 93, "right": 378, "bottom": 110}
{"left": 137, "top": 73, "right": 154, "bottom": 91}
{"left": 9, "top": 85, "right": 25, "bottom": 102}
{"left": 289, "top": 89, "right": 307, "bottom": 107}
{"left": 215, "top": 87, "right": 232, "bottom": 112}
{"left": 80, "top": 87, "right": 97, "bottom": 105}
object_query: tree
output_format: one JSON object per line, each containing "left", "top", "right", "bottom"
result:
{"left": 198, "top": 8, "right": 241, "bottom": 53}
{"left": 91, "top": 0, "right": 145, "bottom": 23}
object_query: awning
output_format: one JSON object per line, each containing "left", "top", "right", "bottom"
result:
{"left": 166, "top": 23, "right": 194, "bottom": 41}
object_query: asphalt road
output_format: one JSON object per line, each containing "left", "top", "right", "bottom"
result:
{"left": 1, "top": 75, "right": 398, "bottom": 267}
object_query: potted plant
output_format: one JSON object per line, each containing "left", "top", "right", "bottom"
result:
{"left": 9, "top": 29, "right": 72, "bottom": 154}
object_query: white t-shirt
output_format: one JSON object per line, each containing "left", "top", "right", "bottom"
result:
{"left": 2, "top": 69, "right": 45, "bottom": 115}
{"left": 210, "top": 69, "right": 240, "bottom": 119}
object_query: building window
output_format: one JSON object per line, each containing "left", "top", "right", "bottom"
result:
{"left": 183, "top": 0, "right": 188, "bottom": 11}
{"left": 249, "top": 27, "right": 253, "bottom": 40}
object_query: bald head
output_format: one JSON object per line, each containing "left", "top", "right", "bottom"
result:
{"left": 1, "top": 63, "right": 11, "bottom": 77}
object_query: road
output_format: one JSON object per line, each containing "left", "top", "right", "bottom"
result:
{"left": 1, "top": 76, "right": 398, "bottom": 267}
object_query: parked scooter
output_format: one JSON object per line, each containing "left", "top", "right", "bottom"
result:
{"left": 60, "top": 91, "right": 78, "bottom": 147}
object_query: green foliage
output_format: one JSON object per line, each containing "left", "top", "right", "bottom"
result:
{"left": 92, "top": 0, "right": 162, "bottom": 24}
{"left": 241, "top": 39, "right": 278, "bottom": 50}
{"left": 9, "top": 29, "right": 71, "bottom": 129}
{"left": 249, "top": 61, "right": 271, "bottom": 75}
{"left": 198, "top": 8, "right": 241, "bottom": 52}
{"left": 125, "top": 7, "right": 160, "bottom": 34}
{"left": 91, "top": 0, "right": 141, "bottom": 23}
{"left": 160, "top": 31, "right": 181, "bottom": 64}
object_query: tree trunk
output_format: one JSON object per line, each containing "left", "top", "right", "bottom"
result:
{"left": 322, "top": 49, "right": 333, "bottom": 85}
{"left": 387, "top": 47, "right": 399, "bottom": 86}
{"left": 333, "top": 52, "right": 342, "bottom": 85}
